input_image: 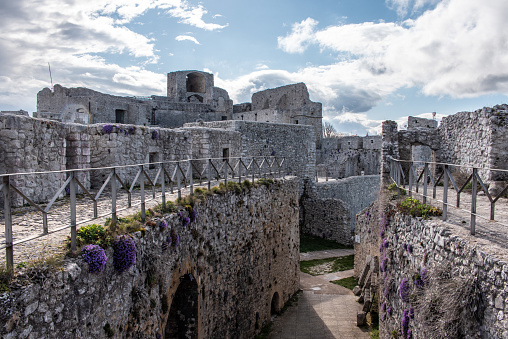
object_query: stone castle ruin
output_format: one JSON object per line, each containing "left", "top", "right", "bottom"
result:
{"left": 3, "top": 68, "right": 508, "bottom": 338}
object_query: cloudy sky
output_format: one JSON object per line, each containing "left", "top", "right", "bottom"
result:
{"left": 1, "top": 0, "right": 508, "bottom": 134}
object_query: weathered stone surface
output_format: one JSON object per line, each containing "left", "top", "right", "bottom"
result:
{"left": 0, "top": 178, "right": 300, "bottom": 339}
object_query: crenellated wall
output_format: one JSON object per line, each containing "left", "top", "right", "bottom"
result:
{"left": 0, "top": 178, "right": 300, "bottom": 339}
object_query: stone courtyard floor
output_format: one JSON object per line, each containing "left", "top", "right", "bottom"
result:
{"left": 268, "top": 249, "right": 370, "bottom": 339}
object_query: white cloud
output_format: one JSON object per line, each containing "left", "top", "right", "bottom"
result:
{"left": 175, "top": 35, "right": 200, "bottom": 44}
{"left": 277, "top": 18, "right": 318, "bottom": 54}
{"left": 385, "top": 0, "right": 441, "bottom": 17}
{"left": 0, "top": 0, "right": 226, "bottom": 111}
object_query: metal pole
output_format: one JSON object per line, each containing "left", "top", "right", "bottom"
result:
{"left": 111, "top": 168, "right": 117, "bottom": 226}
{"left": 442, "top": 165, "right": 448, "bottom": 221}
{"left": 238, "top": 159, "right": 242, "bottom": 184}
{"left": 3, "top": 176, "right": 13, "bottom": 270}
{"left": 208, "top": 159, "right": 212, "bottom": 191}
{"left": 140, "top": 165, "right": 145, "bottom": 222}
{"left": 161, "top": 164, "right": 166, "bottom": 210}
{"left": 189, "top": 161, "right": 194, "bottom": 195}
{"left": 423, "top": 163, "right": 428, "bottom": 205}
{"left": 177, "top": 162, "right": 182, "bottom": 200}
{"left": 70, "top": 172, "right": 77, "bottom": 252}
{"left": 224, "top": 159, "right": 228, "bottom": 185}
{"left": 408, "top": 163, "right": 413, "bottom": 198}
{"left": 471, "top": 168, "right": 477, "bottom": 235}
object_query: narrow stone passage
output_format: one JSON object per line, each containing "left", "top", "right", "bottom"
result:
{"left": 268, "top": 249, "right": 370, "bottom": 339}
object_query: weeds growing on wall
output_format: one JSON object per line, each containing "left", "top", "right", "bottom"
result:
{"left": 412, "top": 264, "right": 484, "bottom": 338}
{"left": 0, "top": 267, "right": 13, "bottom": 292}
{"left": 397, "top": 197, "right": 442, "bottom": 219}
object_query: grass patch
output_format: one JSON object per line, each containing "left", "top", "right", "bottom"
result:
{"left": 300, "top": 255, "right": 354, "bottom": 276}
{"left": 300, "top": 234, "right": 352, "bottom": 253}
{"left": 331, "top": 276, "right": 358, "bottom": 290}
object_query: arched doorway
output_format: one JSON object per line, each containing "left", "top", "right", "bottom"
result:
{"left": 270, "top": 292, "right": 280, "bottom": 315}
{"left": 186, "top": 73, "right": 206, "bottom": 93}
{"left": 165, "top": 274, "right": 199, "bottom": 339}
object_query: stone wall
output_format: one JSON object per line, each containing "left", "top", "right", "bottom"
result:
{"left": 0, "top": 114, "right": 88, "bottom": 205}
{"left": 377, "top": 212, "right": 508, "bottom": 339}
{"left": 184, "top": 120, "right": 316, "bottom": 181}
{"left": 0, "top": 178, "right": 301, "bottom": 339}
{"left": 300, "top": 175, "right": 380, "bottom": 245}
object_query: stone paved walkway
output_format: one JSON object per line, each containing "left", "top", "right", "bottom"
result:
{"left": 269, "top": 250, "right": 370, "bottom": 339}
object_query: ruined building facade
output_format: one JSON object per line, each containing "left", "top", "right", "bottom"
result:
{"left": 35, "top": 70, "right": 234, "bottom": 128}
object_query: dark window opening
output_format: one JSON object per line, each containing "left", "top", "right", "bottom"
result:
{"left": 295, "top": 120, "right": 298, "bottom": 124}
{"left": 222, "top": 148, "right": 229, "bottom": 161}
{"left": 186, "top": 72, "right": 206, "bottom": 93}
{"left": 221, "top": 116, "right": 227, "bottom": 121}
{"left": 255, "top": 113, "right": 258, "bottom": 122}
{"left": 371, "top": 140, "right": 374, "bottom": 143}
{"left": 115, "top": 109, "right": 126, "bottom": 123}
{"left": 149, "top": 152, "right": 158, "bottom": 170}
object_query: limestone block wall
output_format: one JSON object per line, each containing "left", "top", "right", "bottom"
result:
{"left": 184, "top": 121, "right": 316, "bottom": 180}
{"left": 0, "top": 114, "right": 76, "bottom": 205}
{"left": 313, "top": 175, "right": 380, "bottom": 229}
{"left": 378, "top": 213, "right": 508, "bottom": 339}
{"left": 300, "top": 175, "right": 380, "bottom": 245}
{"left": 87, "top": 124, "right": 193, "bottom": 188}
{"left": 0, "top": 178, "right": 300, "bottom": 339}
{"left": 186, "top": 127, "right": 241, "bottom": 161}
{"left": 438, "top": 106, "right": 508, "bottom": 181}
{"left": 353, "top": 202, "right": 381, "bottom": 278}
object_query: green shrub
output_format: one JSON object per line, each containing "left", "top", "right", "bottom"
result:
{"left": 76, "top": 224, "right": 112, "bottom": 248}
{"left": 398, "top": 197, "right": 442, "bottom": 219}
{"left": 0, "top": 267, "right": 13, "bottom": 293}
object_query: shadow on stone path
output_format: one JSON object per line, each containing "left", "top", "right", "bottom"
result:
{"left": 268, "top": 249, "right": 370, "bottom": 339}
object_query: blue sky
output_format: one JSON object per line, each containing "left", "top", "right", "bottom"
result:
{"left": 1, "top": 0, "right": 508, "bottom": 134}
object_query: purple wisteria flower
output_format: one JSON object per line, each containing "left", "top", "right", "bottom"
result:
{"left": 159, "top": 219, "right": 168, "bottom": 231}
{"left": 179, "top": 211, "right": 190, "bottom": 227}
{"left": 401, "top": 308, "right": 411, "bottom": 336}
{"left": 171, "top": 229, "right": 179, "bottom": 247}
{"left": 380, "top": 256, "right": 388, "bottom": 272}
{"left": 190, "top": 209, "right": 197, "bottom": 223}
{"left": 102, "top": 124, "right": 114, "bottom": 134}
{"left": 128, "top": 126, "right": 136, "bottom": 134}
{"left": 113, "top": 235, "right": 137, "bottom": 272}
{"left": 152, "top": 129, "right": 159, "bottom": 140}
{"left": 82, "top": 244, "right": 107, "bottom": 274}
{"left": 162, "top": 236, "right": 172, "bottom": 251}
{"left": 399, "top": 278, "right": 410, "bottom": 303}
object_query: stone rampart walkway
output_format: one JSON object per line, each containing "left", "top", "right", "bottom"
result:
{"left": 269, "top": 250, "right": 369, "bottom": 339}
{"left": 0, "top": 183, "right": 200, "bottom": 265}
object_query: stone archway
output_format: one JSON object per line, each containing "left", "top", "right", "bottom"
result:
{"left": 165, "top": 274, "right": 199, "bottom": 339}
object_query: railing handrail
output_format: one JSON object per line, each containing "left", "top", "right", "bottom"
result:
{"left": 1, "top": 155, "right": 288, "bottom": 269}
{"left": 0, "top": 155, "right": 284, "bottom": 178}
{"left": 387, "top": 156, "right": 508, "bottom": 237}
{"left": 388, "top": 156, "right": 508, "bottom": 173}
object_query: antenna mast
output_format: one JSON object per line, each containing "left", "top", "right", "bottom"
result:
{"left": 48, "top": 62, "right": 53, "bottom": 89}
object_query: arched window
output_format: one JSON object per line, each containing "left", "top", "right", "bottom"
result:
{"left": 186, "top": 72, "right": 206, "bottom": 93}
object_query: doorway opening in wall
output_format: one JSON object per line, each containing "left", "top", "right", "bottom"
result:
{"left": 186, "top": 72, "right": 206, "bottom": 93}
{"left": 222, "top": 148, "right": 229, "bottom": 161}
{"left": 149, "top": 152, "right": 159, "bottom": 169}
{"left": 164, "top": 274, "right": 199, "bottom": 339}
{"left": 221, "top": 116, "right": 227, "bottom": 121}
{"left": 271, "top": 292, "right": 280, "bottom": 316}
{"left": 115, "top": 109, "right": 126, "bottom": 123}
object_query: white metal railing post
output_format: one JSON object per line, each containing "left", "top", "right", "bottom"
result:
{"left": 70, "top": 171, "right": 77, "bottom": 252}
{"left": 111, "top": 168, "right": 117, "bottom": 226}
{"left": 408, "top": 162, "right": 413, "bottom": 198}
{"left": 471, "top": 168, "right": 478, "bottom": 235}
{"left": 442, "top": 165, "right": 449, "bottom": 220}
{"left": 3, "top": 176, "right": 13, "bottom": 270}
{"left": 140, "top": 165, "right": 146, "bottom": 222}
{"left": 189, "top": 161, "right": 194, "bottom": 195}
{"left": 208, "top": 159, "right": 212, "bottom": 190}
{"left": 177, "top": 161, "right": 182, "bottom": 200}
{"left": 423, "top": 163, "right": 428, "bottom": 205}
{"left": 161, "top": 163, "right": 166, "bottom": 210}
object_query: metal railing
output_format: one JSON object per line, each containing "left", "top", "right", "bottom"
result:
{"left": 388, "top": 157, "right": 508, "bottom": 235}
{"left": 1, "top": 156, "right": 286, "bottom": 269}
